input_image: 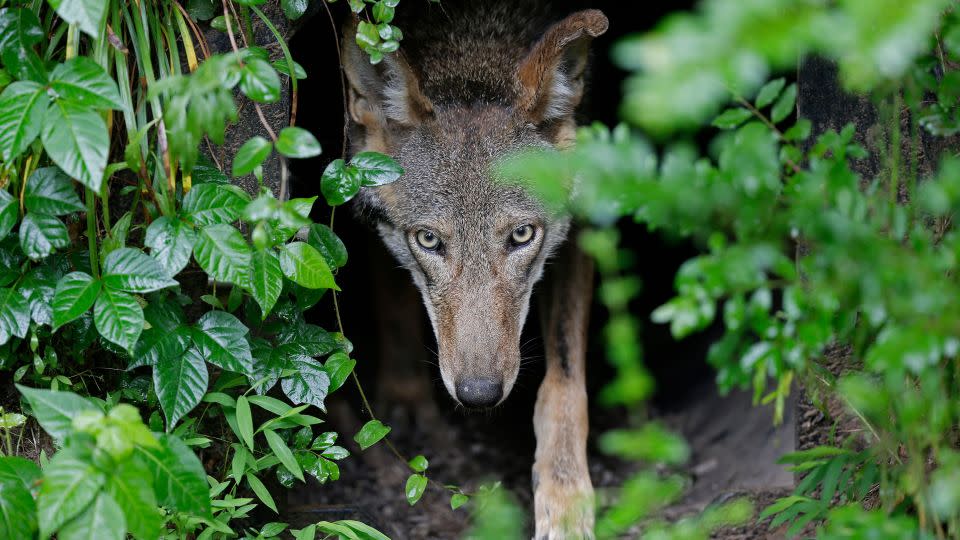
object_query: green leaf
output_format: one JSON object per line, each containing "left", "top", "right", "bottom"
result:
{"left": 754, "top": 78, "right": 786, "bottom": 109}
{"left": 155, "top": 347, "right": 208, "bottom": 430}
{"left": 320, "top": 159, "right": 360, "bottom": 206}
{"left": 19, "top": 212, "right": 70, "bottom": 260}
{"left": 275, "top": 127, "right": 321, "bottom": 159}
{"left": 193, "top": 224, "right": 252, "bottom": 287}
{"left": 37, "top": 446, "right": 105, "bottom": 539}
{"left": 131, "top": 325, "right": 191, "bottom": 370}
{"left": 0, "top": 480, "right": 37, "bottom": 539}
{"left": 16, "top": 385, "right": 99, "bottom": 442}
{"left": 408, "top": 455, "right": 428, "bottom": 473}
{"left": 350, "top": 151, "right": 404, "bottom": 186}
{"left": 281, "top": 354, "right": 330, "bottom": 411}
{"left": 770, "top": 83, "right": 797, "bottom": 123}
{"left": 191, "top": 310, "right": 255, "bottom": 375}
{"left": 353, "top": 419, "right": 391, "bottom": 451}
{"left": 372, "top": 2, "right": 395, "bottom": 23}
{"left": 450, "top": 493, "right": 469, "bottom": 510}
{"left": 264, "top": 429, "right": 304, "bottom": 482}
{"left": 0, "top": 190, "right": 16, "bottom": 240}
{"left": 248, "top": 249, "right": 283, "bottom": 318}
{"left": 281, "top": 0, "right": 309, "bottom": 19}
{"left": 245, "top": 472, "right": 278, "bottom": 513}
{"left": 49, "top": 57, "right": 123, "bottom": 110}
{"left": 235, "top": 395, "right": 255, "bottom": 451}
{"left": 279, "top": 242, "right": 337, "bottom": 290}
{"left": 182, "top": 183, "right": 251, "bottom": 226}
{"left": 405, "top": 473, "right": 427, "bottom": 505}
{"left": 272, "top": 59, "right": 306, "bottom": 79}
{"left": 324, "top": 352, "right": 355, "bottom": 393}
{"left": 0, "top": 9, "right": 45, "bottom": 82}
{"left": 307, "top": 224, "right": 348, "bottom": 269}
{"left": 232, "top": 136, "right": 273, "bottom": 177}
{"left": 105, "top": 457, "right": 161, "bottom": 540}
{"left": 41, "top": 99, "right": 108, "bottom": 191}
{"left": 0, "top": 81, "right": 48, "bottom": 161}
{"left": 783, "top": 118, "right": 812, "bottom": 142}
{"left": 47, "top": 0, "right": 106, "bottom": 37}
{"left": 102, "top": 248, "right": 179, "bottom": 293}
{"left": 239, "top": 58, "right": 281, "bottom": 103}
{"left": 711, "top": 107, "right": 752, "bottom": 130}
{"left": 135, "top": 434, "right": 211, "bottom": 517}
{"left": 19, "top": 264, "right": 56, "bottom": 326}
{"left": 94, "top": 287, "right": 144, "bottom": 352}
{"left": 0, "top": 287, "right": 29, "bottom": 345}
{"left": 58, "top": 491, "right": 125, "bottom": 540}
{"left": 144, "top": 217, "right": 197, "bottom": 277}
{"left": 52, "top": 272, "right": 100, "bottom": 329}
{"left": 24, "top": 167, "right": 84, "bottom": 215}
{"left": 0, "top": 456, "right": 41, "bottom": 490}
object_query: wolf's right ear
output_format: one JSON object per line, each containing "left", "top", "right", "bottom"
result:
{"left": 342, "top": 21, "right": 433, "bottom": 150}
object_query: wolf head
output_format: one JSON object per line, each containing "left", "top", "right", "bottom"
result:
{"left": 342, "top": 7, "right": 608, "bottom": 408}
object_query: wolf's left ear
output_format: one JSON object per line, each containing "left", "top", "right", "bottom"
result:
{"left": 516, "top": 9, "right": 608, "bottom": 125}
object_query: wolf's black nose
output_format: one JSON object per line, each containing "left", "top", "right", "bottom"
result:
{"left": 456, "top": 377, "right": 502, "bottom": 408}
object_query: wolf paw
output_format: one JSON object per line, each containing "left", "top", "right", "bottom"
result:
{"left": 533, "top": 477, "right": 595, "bottom": 540}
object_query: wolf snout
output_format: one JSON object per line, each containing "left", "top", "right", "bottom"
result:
{"left": 455, "top": 376, "right": 503, "bottom": 408}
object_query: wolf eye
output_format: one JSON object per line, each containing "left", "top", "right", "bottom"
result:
{"left": 510, "top": 224, "right": 535, "bottom": 246}
{"left": 415, "top": 229, "right": 441, "bottom": 250}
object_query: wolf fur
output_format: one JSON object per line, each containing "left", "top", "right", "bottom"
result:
{"left": 341, "top": 2, "right": 607, "bottom": 537}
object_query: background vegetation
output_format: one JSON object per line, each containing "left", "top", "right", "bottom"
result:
{"left": 1, "top": 0, "right": 960, "bottom": 539}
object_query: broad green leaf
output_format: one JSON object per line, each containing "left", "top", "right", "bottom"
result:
{"left": 353, "top": 419, "right": 391, "bottom": 451}
{"left": 281, "top": 0, "right": 309, "bottom": 20}
{"left": 191, "top": 310, "right": 255, "bottom": 375}
{"left": 94, "top": 287, "right": 144, "bottom": 352}
{"left": 154, "top": 347, "right": 208, "bottom": 430}
{"left": 711, "top": 107, "right": 752, "bottom": 130}
{"left": 130, "top": 325, "right": 191, "bottom": 370}
{"left": 105, "top": 457, "right": 161, "bottom": 540}
{"left": 350, "top": 151, "right": 404, "bottom": 186}
{"left": 450, "top": 493, "right": 469, "bottom": 510}
{"left": 41, "top": 99, "right": 108, "bottom": 191}
{"left": 0, "top": 456, "right": 41, "bottom": 490}
{"left": 194, "top": 224, "right": 252, "bottom": 287}
{"left": 248, "top": 249, "right": 283, "bottom": 317}
{"left": 52, "top": 272, "right": 100, "bottom": 329}
{"left": 16, "top": 385, "right": 100, "bottom": 442}
{"left": 185, "top": 0, "right": 216, "bottom": 20}
{"left": 264, "top": 429, "right": 304, "bottom": 482}
{"left": 24, "top": 167, "right": 84, "bottom": 215}
{"left": 324, "top": 352, "right": 355, "bottom": 393}
{"left": 340, "top": 520, "right": 390, "bottom": 540}
{"left": 272, "top": 59, "right": 306, "bottom": 79}
{"left": 0, "top": 8, "right": 45, "bottom": 82}
{"left": 276, "top": 322, "right": 339, "bottom": 357}
{"left": 48, "top": 0, "right": 107, "bottom": 38}
{"left": 19, "top": 212, "right": 70, "bottom": 260}
{"left": 307, "top": 223, "right": 348, "bottom": 269}
{"left": 19, "top": 264, "right": 57, "bottom": 326}
{"left": 0, "top": 287, "right": 29, "bottom": 345}
{"left": 279, "top": 242, "right": 337, "bottom": 290}
{"left": 235, "top": 395, "right": 255, "bottom": 451}
{"left": 405, "top": 473, "right": 427, "bottom": 505}
{"left": 37, "top": 446, "right": 105, "bottom": 539}
{"left": 275, "top": 127, "right": 321, "bottom": 159}
{"left": 281, "top": 354, "right": 330, "bottom": 411}
{"left": 755, "top": 78, "right": 786, "bottom": 109}
{"left": 245, "top": 473, "right": 277, "bottom": 513}
{"left": 58, "top": 491, "right": 125, "bottom": 540}
{"left": 102, "top": 247, "right": 178, "bottom": 293}
{"left": 239, "top": 58, "right": 281, "bottom": 103}
{"left": 0, "top": 190, "right": 15, "bottom": 240}
{"left": 0, "top": 480, "right": 37, "bottom": 539}
{"left": 144, "top": 217, "right": 197, "bottom": 277}
{"left": 135, "top": 434, "right": 211, "bottom": 517}
{"left": 232, "top": 136, "right": 273, "bottom": 177}
{"left": 320, "top": 159, "right": 360, "bottom": 206}
{"left": 0, "top": 81, "right": 47, "bottom": 160}
{"left": 49, "top": 57, "right": 123, "bottom": 109}
{"left": 408, "top": 455, "right": 428, "bottom": 473}
{"left": 770, "top": 83, "right": 797, "bottom": 123}
{"left": 181, "top": 183, "right": 250, "bottom": 226}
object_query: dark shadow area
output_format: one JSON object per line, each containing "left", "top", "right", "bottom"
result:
{"left": 282, "top": 2, "right": 792, "bottom": 538}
